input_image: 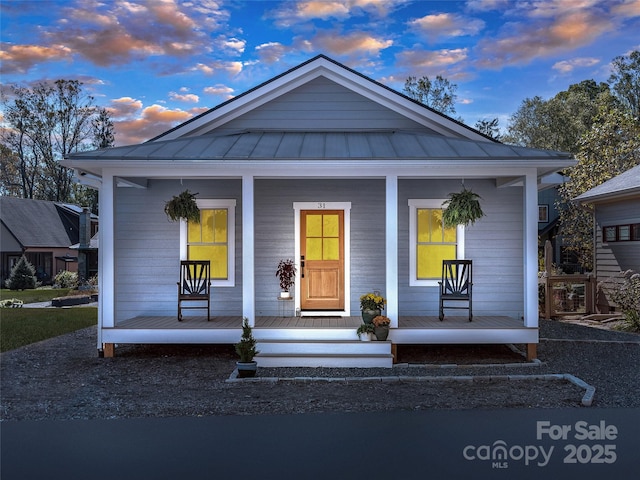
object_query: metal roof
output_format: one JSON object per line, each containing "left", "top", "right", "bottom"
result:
{"left": 574, "top": 164, "right": 640, "bottom": 203}
{"left": 69, "top": 131, "right": 572, "bottom": 162}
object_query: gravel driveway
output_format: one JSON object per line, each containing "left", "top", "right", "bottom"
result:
{"left": 1, "top": 319, "right": 639, "bottom": 421}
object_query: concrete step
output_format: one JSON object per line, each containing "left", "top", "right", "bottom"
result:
{"left": 255, "top": 339, "right": 394, "bottom": 368}
{"left": 257, "top": 339, "right": 391, "bottom": 355}
{"left": 256, "top": 353, "right": 394, "bottom": 368}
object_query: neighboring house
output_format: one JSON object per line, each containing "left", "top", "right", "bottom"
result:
{"left": 0, "top": 197, "right": 98, "bottom": 285}
{"left": 63, "top": 55, "right": 574, "bottom": 363}
{"left": 537, "top": 173, "right": 582, "bottom": 273}
{"left": 574, "top": 164, "right": 640, "bottom": 307}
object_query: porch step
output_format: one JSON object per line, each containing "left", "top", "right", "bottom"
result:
{"left": 255, "top": 340, "right": 394, "bottom": 368}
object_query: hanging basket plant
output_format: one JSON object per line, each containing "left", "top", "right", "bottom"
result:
{"left": 442, "top": 186, "right": 485, "bottom": 228}
{"left": 164, "top": 190, "right": 201, "bottom": 223}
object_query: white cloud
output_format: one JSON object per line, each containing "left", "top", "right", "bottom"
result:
{"left": 552, "top": 57, "right": 600, "bottom": 74}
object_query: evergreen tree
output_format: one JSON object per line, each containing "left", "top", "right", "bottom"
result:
{"left": 5, "top": 255, "right": 37, "bottom": 290}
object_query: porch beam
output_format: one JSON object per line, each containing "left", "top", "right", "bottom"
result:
{"left": 386, "top": 175, "right": 399, "bottom": 328}
{"left": 524, "top": 170, "right": 539, "bottom": 328}
{"left": 242, "top": 175, "right": 256, "bottom": 326}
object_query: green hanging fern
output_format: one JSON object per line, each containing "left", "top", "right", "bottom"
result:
{"left": 442, "top": 187, "right": 485, "bottom": 228}
{"left": 164, "top": 190, "right": 201, "bottom": 223}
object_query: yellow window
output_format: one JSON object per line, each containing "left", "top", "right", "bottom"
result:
{"left": 306, "top": 213, "right": 339, "bottom": 261}
{"left": 187, "top": 209, "right": 228, "bottom": 279}
{"left": 416, "top": 208, "right": 457, "bottom": 279}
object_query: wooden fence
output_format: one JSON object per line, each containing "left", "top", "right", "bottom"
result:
{"left": 540, "top": 275, "right": 596, "bottom": 319}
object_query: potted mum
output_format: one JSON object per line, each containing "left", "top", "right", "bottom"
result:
{"left": 276, "top": 259, "right": 297, "bottom": 298}
{"left": 235, "top": 318, "right": 259, "bottom": 378}
{"left": 372, "top": 315, "right": 391, "bottom": 341}
{"left": 356, "top": 323, "right": 375, "bottom": 341}
{"left": 360, "top": 292, "right": 385, "bottom": 324}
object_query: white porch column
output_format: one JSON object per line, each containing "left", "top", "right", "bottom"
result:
{"left": 524, "top": 170, "right": 539, "bottom": 328}
{"left": 98, "top": 171, "right": 115, "bottom": 346}
{"left": 386, "top": 175, "right": 399, "bottom": 328}
{"left": 242, "top": 175, "right": 256, "bottom": 326}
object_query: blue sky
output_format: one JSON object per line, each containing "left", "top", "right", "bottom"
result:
{"left": 1, "top": 0, "right": 639, "bottom": 146}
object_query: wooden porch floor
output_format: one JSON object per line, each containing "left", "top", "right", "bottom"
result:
{"left": 115, "top": 315, "right": 524, "bottom": 330}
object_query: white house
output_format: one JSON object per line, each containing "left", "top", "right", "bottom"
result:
{"left": 62, "top": 55, "right": 575, "bottom": 365}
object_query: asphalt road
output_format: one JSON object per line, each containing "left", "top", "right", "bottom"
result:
{"left": 2, "top": 409, "right": 638, "bottom": 480}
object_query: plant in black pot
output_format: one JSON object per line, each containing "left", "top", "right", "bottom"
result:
{"left": 276, "top": 259, "right": 297, "bottom": 298}
{"left": 235, "top": 318, "right": 259, "bottom": 378}
{"left": 442, "top": 186, "right": 485, "bottom": 228}
{"left": 164, "top": 190, "right": 201, "bottom": 223}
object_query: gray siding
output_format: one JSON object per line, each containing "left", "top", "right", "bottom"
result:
{"left": 595, "top": 200, "right": 640, "bottom": 274}
{"left": 398, "top": 179, "right": 524, "bottom": 318}
{"left": 218, "top": 77, "right": 433, "bottom": 134}
{"left": 254, "top": 178, "right": 386, "bottom": 316}
{"left": 114, "top": 177, "right": 526, "bottom": 321}
{"left": 114, "top": 179, "right": 243, "bottom": 323}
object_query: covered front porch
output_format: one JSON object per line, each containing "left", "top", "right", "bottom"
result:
{"left": 100, "top": 314, "right": 538, "bottom": 365}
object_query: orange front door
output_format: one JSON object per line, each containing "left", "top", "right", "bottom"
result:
{"left": 300, "top": 210, "right": 344, "bottom": 310}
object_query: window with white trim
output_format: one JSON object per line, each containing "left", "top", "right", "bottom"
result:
{"left": 409, "top": 199, "right": 465, "bottom": 286}
{"left": 180, "top": 199, "right": 236, "bottom": 287}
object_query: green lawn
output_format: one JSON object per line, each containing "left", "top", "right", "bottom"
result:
{"left": 0, "top": 308, "right": 97, "bottom": 352}
{"left": 0, "top": 288, "right": 75, "bottom": 304}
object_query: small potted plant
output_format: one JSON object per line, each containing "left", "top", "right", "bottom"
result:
{"left": 164, "top": 190, "right": 200, "bottom": 223}
{"left": 356, "top": 323, "right": 375, "bottom": 341}
{"left": 372, "top": 315, "right": 391, "bottom": 341}
{"left": 235, "top": 317, "right": 259, "bottom": 378}
{"left": 360, "top": 292, "right": 385, "bottom": 324}
{"left": 276, "top": 259, "right": 297, "bottom": 298}
{"left": 442, "top": 186, "right": 485, "bottom": 228}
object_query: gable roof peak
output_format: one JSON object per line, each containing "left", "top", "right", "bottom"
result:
{"left": 151, "top": 54, "right": 492, "bottom": 143}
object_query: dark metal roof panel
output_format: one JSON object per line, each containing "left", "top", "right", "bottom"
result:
{"left": 0, "top": 197, "right": 76, "bottom": 247}
{"left": 67, "top": 131, "right": 574, "bottom": 162}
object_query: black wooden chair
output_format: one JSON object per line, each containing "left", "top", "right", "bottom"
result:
{"left": 438, "top": 260, "right": 472, "bottom": 322}
{"left": 177, "top": 260, "right": 211, "bottom": 321}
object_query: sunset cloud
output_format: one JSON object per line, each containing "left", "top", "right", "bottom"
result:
{"left": 396, "top": 48, "right": 469, "bottom": 71}
{"left": 169, "top": 91, "right": 200, "bottom": 103}
{"left": 475, "top": 7, "right": 615, "bottom": 68}
{"left": 552, "top": 57, "right": 600, "bottom": 74}
{"left": 0, "top": 43, "right": 72, "bottom": 74}
{"left": 256, "top": 42, "right": 290, "bottom": 64}
{"left": 268, "top": 0, "right": 406, "bottom": 26}
{"left": 204, "top": 85, "right": 235, "bottom": 100}
{"left": 39, "top": 0, "right": 217, "bottom": 66}
{"left": 192, "top": 61, "right": 243, "bottom": 77}
{"left": 408, "top": 13, "right": 485, "bottom": 41}
{"left": 311, "top": 31, "right": 393, "bottom": 56}
{"left": 108, "top": 101, "right": 199, "bottom": 145}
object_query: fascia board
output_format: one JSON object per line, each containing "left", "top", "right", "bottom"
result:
{"left": 91, "top": 160, "right": 561, "bottom": 180}
{"left": 574, "top": 188, "right": 640, "bottom": 205}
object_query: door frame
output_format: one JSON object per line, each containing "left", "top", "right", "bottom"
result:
{"left": 294, "top": 202, "right": 351, "bottom": 316}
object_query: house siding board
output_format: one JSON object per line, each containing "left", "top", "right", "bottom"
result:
{"left": 595, "top": 200, "right": 640, "bottom": 274}
{"left": 114, "top": 179, "right": 242, "bottom": 323}
{"left": 398, "top": 179, "right": 524, "bottom": 318}
{"left": 253, "top": 178, "right": 385, "bottom": 316}
{"left": 215, "top": 77, "right": 430, "bottom": 134}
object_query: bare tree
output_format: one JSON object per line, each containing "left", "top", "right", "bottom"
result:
{"left": 403, "top": 75, "right": 458, "bottom": 117}
{"left": 1, "top": 80, "right": 101, "bottom": 202}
